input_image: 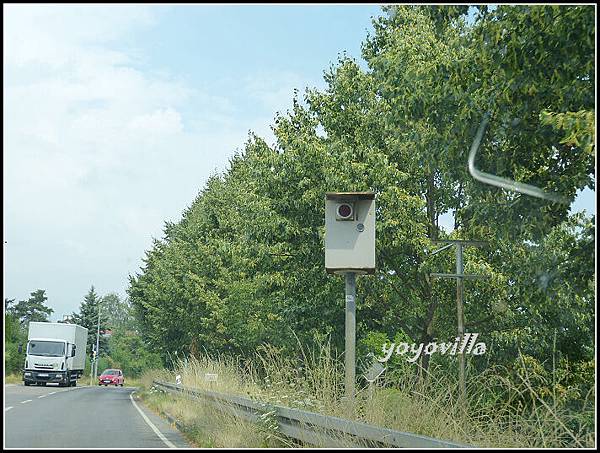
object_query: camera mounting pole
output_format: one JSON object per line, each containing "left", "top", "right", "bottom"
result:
{"left": 345, "top": 271, "right": 356, "bottom": 404}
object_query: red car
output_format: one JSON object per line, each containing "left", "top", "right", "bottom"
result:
{"left": 98, "top": 369, "right": 124, "bottom": 386}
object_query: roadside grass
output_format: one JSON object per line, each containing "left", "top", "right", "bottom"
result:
{"left": 123, "top": 376, "right": 145, "bottom": 388}
{"left": 136, "top": 371, "right": 287, "bottom": 448}
{"left": 136, "top": 343, "right": 595, "bottom": 448}
{"left": 4, "top": 374, "right": 22, "bottom": 384}
{"left": 358, "top": 363, "right": 594, "bottom": 448}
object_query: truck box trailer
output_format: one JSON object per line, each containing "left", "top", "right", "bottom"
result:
{"left": 23, "top": 322, "right": 88, "bottom": 387}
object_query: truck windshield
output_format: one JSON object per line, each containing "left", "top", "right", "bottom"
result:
{"left": 28, "top": 341, "right": 65, "bottom": 357}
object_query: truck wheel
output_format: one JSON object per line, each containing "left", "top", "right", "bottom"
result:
{"left": 71, "top": 380, "right": 77, "bottom": 387}
{"left": 24, "top": 382, "right": 31, "bottom": 386}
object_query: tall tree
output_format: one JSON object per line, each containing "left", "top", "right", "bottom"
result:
{"left": 127, "top": 5, "right": 594, "bottom": 397}
{"left": 5, "top": 297, "right": 16, "bottom": 310}
{"left": 5, "top": 311, "right": 27, "bottom": 374}
{"left": 101, "top": 293, "right": 134, "bottom": 331}
{"left": 71, "top": 286, "right": 109, "bottom": 354}
{"left": 7, "top": 290, "right": 54, "bottom": 327}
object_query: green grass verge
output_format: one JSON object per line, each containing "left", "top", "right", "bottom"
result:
{"left": 4, "top": 374, "right": 23, "bottom": 384}
{"left": 133, "top": 343, "right": 595, "bottom": 448}
{"left": 135, "top": 380, "right": 289, "bottom": 448}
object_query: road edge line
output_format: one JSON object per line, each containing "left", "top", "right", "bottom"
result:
{"left": 129, "top": 391, "right": 176, "bottom": 448}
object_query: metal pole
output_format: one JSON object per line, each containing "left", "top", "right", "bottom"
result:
{"left": 345, "top": 272, "right": 356, "bottom": 403}
{"left": 456, "top": 243, "right": 466, "bottom": 401}
{"left": 431, "top": 239, "right": 487, "bottom": 403}
{"left": 95, "top": 303, "right": 101, "bottom": 378}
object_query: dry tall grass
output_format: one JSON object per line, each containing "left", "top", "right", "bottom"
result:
{"left": 138, "top": 341, "right": 595, "bottom": 448}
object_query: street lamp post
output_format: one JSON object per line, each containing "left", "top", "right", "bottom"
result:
{"left": 94, "top": 302, "right": 102, "bottom": 379}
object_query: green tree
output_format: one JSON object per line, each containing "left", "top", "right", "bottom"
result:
{"left": 359, "top": 4, "right": 594, "bottom": 374}
{"left": 6, "top": 290, "right": 54, "bottom": 327}
{"left": 71, "top": 286, "right": 109, "bottom": 355}
{"left": 106, "top": 330, "right": 162, "bottom": 377}
{"left": 101, "top": 293, "right": 135, "bottom": 331}
{"left": 5, "top": 297, "right": 15, "bottom": 310}
{"left": 5, "top": 310, "right": 27, "bottom": 374}
{"left": 461, "top": 5, "right": 594, "bottom": 240}
{"left": 127, "top": 5, "right": 594, "bottom": 400}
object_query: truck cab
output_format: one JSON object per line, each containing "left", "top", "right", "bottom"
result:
{"left": 24, "top": 338, "right": 76, "bottom": 386}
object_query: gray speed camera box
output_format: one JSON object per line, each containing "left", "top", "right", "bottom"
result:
{"left": 325, "top": 192, "right": 375, "bottom": 274}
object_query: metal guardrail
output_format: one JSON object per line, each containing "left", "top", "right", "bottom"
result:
{"left": 152, "top": 380, "right": 470, "bottom": 448}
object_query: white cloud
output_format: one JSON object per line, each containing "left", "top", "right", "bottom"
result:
{"left": 3, "top": 6, "right": 190, "bottom": 312}
{"left": 3, "top": 5, "right": 156, "bottom": 68}
{"left": 243, "top": 71, "right": 306, "bottom": 111}
{"left": 128, "top": 107, "right": 184, "bottom": 137}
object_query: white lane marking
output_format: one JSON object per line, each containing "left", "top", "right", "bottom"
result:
{"left": 129, "top": 392, "right": 176, "bottom": 448}
{"left": 20, "top": 400, "right": 32, "bottom": 404}
{"left": 33, "top": 386, "right": 86, "bottom": 400}
{"left": 5, "top": 406, "right": 14, "bottom": 411}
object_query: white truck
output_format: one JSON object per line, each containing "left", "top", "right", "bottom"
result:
{"left": 23, "top": 322, "right": 88, "bottom": 387}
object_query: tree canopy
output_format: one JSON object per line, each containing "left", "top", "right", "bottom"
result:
{"left": 70, "top": 286, "right": 109, "bottom": 354}
{"left": 6, "top": 290, "right": 54, "bottom": 326}
{"left": 127, "top": 5, "right": 594, "bottom": 399}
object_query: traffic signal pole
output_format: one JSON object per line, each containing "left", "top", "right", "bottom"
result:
{"left": 89, "top": 356, "right": 94, "bottom": 386}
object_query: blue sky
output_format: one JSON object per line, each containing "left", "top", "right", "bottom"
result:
{"left": 3, "top": 5, "right": 383, "bottom": 319}
{"left": 3, "top": 5, "right": 595, "bottom": 321}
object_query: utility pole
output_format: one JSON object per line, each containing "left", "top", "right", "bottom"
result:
{"left": 430, "top": 239, "right": 487, "bottom": 402}
{"left": 455, "top": 243, "right": 465, "bottom": 398}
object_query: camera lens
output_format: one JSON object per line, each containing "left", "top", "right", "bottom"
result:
{"left": 338, "top": 204, "right": 352, "bottom": 218}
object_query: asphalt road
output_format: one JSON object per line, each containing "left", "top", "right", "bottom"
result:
{"left": 4, "top": 383, "right": 189, "bottom": 448}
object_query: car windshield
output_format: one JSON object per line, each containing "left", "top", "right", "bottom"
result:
{"left": 28, "top": 341, "right": 65, "bottom": 357}
{"left": 102, "top": 370, "right": 120, "bottom": 376}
